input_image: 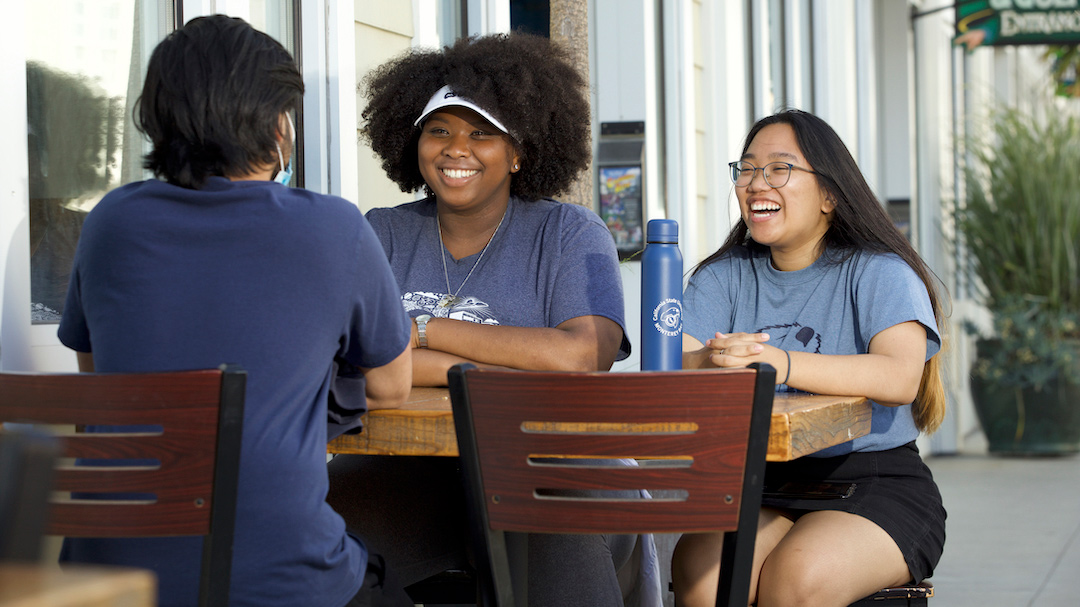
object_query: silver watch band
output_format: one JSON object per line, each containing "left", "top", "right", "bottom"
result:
{"left": 415, "top": 315, "right": 431, "bottom": 349}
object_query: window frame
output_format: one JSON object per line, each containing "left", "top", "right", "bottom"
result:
{"left": 1, "top": 0, "right": 355, "bottom": 371}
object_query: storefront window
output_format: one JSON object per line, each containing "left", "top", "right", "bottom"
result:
{"left": 26, "top": 1, "right": 304, "bottom": 324}
{"left": 27, "top": 0, "right": 176, "bottom": 323}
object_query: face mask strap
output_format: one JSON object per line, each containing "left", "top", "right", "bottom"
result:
{"left": 273, "top": 113, "right": 295, "bottom": 186}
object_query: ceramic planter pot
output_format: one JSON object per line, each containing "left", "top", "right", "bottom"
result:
{"left": 970, "top": 339, "right": 1080, "bottom": 455}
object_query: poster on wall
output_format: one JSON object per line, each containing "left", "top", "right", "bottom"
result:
{"left": 599, "top": 166, "right": 644, "bottom": 260}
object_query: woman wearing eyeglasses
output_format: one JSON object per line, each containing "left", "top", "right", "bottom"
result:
{"left": 671, "top": 110, "right": 947, "bottom": 607}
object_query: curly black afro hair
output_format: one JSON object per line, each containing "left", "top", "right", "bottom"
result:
{"left": 360, "top": 32, "right": 591, "bottom": 201}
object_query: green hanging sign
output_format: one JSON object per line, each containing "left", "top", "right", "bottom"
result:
{"left": 956, "top": 0, "right": 1080, "bottom": 49}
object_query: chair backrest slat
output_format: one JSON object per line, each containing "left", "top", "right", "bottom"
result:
{"left": 58, "top": 432, "right": 207, "bottom": 461}
{"left": 0, "top": 372, "right": 223, "bottom": 425}
{"left": 52, "top": 466, "right": 212, "bottom": 498}
{"left": 47, "top": 502, "right": 212, "bottom": 537}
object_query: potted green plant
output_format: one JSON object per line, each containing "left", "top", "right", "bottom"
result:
{"left": 959, "top": 104, "right": 1080, "bottom": 455}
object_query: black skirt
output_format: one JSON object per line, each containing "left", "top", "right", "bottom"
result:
{"left": 761, "top": 441, "right": 946, "bottom": 582}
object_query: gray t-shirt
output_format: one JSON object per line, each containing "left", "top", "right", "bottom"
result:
{"left": 366, "top": 196, "right": 630, "bottom": 359}
{"left": 683, "top": 245, "right": 940, "bottom": 456}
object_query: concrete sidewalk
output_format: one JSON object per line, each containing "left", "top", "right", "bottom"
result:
{"left": 652, "top": 450, "right": 1080, "bottom": 607}
{"left": 924, "top": 452, "right": 1080, "bottom": 606}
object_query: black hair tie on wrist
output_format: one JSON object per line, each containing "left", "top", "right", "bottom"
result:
{"left": 783, "top": 350, "right": 791, "bottom": 385}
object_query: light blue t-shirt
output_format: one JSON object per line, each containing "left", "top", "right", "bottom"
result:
{"left": 366, "top": 195, "right": 630, "bottom": 359}
{"left": 683, "top": 245, "right": 940, "bottom": 456}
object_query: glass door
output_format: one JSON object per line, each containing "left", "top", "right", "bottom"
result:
{"left": 3, "top": 0, "right": 348, "bottom": 371}
{"left": 27, "top": 0, "right": 177, "bottom": 325}
{"left": 0, "top": 1, "right": 179, "bottom": 371}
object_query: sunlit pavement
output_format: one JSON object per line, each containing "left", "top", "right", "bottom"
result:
{"left": 925, "top": 451, "right": 1080, "bottom": 607}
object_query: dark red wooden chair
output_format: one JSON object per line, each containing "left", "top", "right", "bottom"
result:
{"left": 0, "top": 365, "right": 246, "bottom": 607}
{"left": 448, "top": 362, "right": 776, "bottom": 607}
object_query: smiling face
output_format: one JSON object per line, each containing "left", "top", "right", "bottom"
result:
{"left": 737, "top": 123, "right": 835, "bottom": 269}
{"left": 417, "top": 106, "right": 520, "bottom": 215}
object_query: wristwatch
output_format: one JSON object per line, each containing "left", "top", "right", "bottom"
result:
{"left": 415, "top": 314, "right": 432, "bottom": 349}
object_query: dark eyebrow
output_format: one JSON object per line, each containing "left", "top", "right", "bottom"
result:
{"left": 741, "top": 151, "right": 800, "bottom": 162}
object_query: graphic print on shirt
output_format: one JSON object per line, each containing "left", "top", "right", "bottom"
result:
{"left": 758, "top": 321, "right": 822, "bottom": 353}
{"left": 402, "top": 291, "right": 500, "bottom": 324}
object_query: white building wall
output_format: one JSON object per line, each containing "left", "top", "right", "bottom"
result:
{"left": 595, "top": 0, "right": 646, "bottom": 123}
{"left": 354, "top": 1, "right": 417, "bottom": 214}
{"left": 784, "top": 0, "right": 814, "bottom": 111}
{"left": 699, "top": 0, "right": 750, "bottom": 270}
{"left": 876, "top": 0, "right": 914, "bottom": 203}
{"left": 661, "top": 0, "right": 698, "bottom": 258}
{"left": 302, "top": 0, "right": 358, "bottom": 203}
{"left": 691, "top": 0, "right": 708, "bottom": 268}
{"left": 595, "top": 0, "right": 647, "bottom": 371}
{"left": 0, "top": 0, "right": 36, "bottom": 371}
{"left": 811, "top": 0, "right": 859, "bottom": 152}
{"left": 855, "top": 2, "right": 880, "bottom": 195}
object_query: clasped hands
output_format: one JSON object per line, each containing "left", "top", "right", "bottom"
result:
{"left": 704, "top": 331, "right": 769, "bottom": 364}
{"left": 699, "top": 332, "right": 789, "bottom": 386}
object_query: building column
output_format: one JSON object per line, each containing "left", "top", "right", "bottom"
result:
{"left": 550, "top": 0, "right": 592, "bottom": 208}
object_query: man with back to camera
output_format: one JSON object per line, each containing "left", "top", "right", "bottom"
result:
{"left": 57, "top": 15, "right": 414, "bottom": 607}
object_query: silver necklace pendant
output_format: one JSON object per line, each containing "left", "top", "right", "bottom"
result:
{"left": 437, "top": 208, "right": 507, "bottom": 312}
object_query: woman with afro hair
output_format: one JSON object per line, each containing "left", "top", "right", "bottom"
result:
{"left": 327, "top": 33, "right": 662, "bottom": 606}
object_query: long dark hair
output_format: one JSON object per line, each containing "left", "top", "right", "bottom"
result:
{"left": 136, "top": 15, "right": 304, "bottom": 189}
{"left": 696, "top": 109, "right": 948, "bottom": 433}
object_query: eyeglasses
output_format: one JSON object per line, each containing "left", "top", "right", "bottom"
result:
{"left": 728, "top": 161, "right": 818, "bottom": 188}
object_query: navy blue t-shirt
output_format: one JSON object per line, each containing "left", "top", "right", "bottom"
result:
{"left": 58, "top": 177, "right": 410, "bottom": 607}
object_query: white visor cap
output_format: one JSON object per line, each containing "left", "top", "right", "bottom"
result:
{"left": 413, "top": 85, "right": 512, "bottom": 136}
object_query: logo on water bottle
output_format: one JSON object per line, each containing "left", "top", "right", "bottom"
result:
{"left": 652, "top": 298, "right": 683, "bottom": 337}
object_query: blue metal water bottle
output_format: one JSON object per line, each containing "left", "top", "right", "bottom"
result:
{"left": 641, "top": 219, "right": 683, "bottom": 370}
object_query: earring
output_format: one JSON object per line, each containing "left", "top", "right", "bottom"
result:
{"left": 513, "top": 163, "right": 520, "bottom": 171}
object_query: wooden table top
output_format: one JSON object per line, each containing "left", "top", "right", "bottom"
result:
{"left": 328, "top": 387, "right": 871, "bottom": 462}
{"left": 0, "top": 564, "right": 155, "bottom": 607}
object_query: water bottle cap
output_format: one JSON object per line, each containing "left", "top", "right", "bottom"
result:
{"left": 646, "top": 219, "right": 679, "bottom": 243}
